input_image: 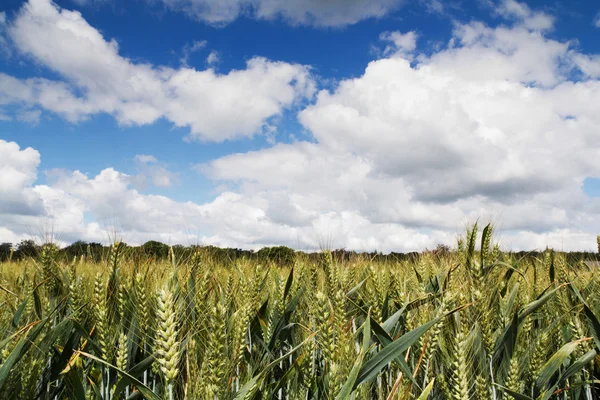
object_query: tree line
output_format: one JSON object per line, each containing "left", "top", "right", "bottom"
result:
{"left": 0, "top": 239, "right": 598, "bottom": 266}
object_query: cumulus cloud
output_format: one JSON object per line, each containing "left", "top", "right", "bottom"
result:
{"left": 0, "top": 140, "right": 45, "bottom": 223}
{"left": 379, "top": 31, "right": 418, "bottom": 58}
{"left": 180, "top": 39, "right": 207, "bottom": 65}
{"left": 134, "top": 155, "right": 158, "bottom": 164}
{"left": 2, "top": 135, "right": 597, "bottom": 251}
{"left": 199, "top": 3, "right": 600, "bottom": 251}
{"left": 16, "top": 109, "right": 42, "bottom": 124}
{"left": 0, "top": 139, "right": 459, "bottom": 250}
{"left": 132, "top": 155, "right": 178, "bottom": 188}
{"left": 421, "top": 0, "right": 444, "bottom": 15}
{"left": 206, "top": 50, "right": 219, "bottom": 65}
{"left": 494, "top": 0, "right": 554, "bottom": 31}
{"left": 0, "top": 0, "right": 315, "bottom": 141}
{"left": 154, "top": 0, "right": 405, "bottom": 27}
{"left": 0, "top": 11, "right": 11, "bottom": 58}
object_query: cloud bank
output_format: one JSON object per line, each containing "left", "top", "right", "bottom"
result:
{"left": 1, "top": 0, "right": 315, "bottom": 142}
{"left": 152, "top": 0, "right": 406, "bottom": 27}
{"left": 1, "top": 0, "right": 600, "bottom": 251}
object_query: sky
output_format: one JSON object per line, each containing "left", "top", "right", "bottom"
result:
{"left": 1, "top": 0, "right": 600, "bottom": 252}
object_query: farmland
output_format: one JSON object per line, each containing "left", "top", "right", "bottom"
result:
{"left": 0, "top": 224, "right": 599, "bottom": 399}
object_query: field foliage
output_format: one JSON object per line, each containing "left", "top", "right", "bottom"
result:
{"left": 0, "top": 224, "right": 599, "bottom": 399}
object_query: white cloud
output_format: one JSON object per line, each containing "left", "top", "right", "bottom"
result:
{"left": 2, "top": 128, "right": 599, "bottom": 251}
{"left": 155, "top": 0, "right": 405, "bottom": 27}
{"left": 572, "top": 54, "right": 600, "bottom": 79}
{"left": 180, "top": 39, "right": 207, "bottom": 65}
{"left": 2, "top": 1, "right": 600, "bottom": 252}
{"left": 189, "top": 40, "right": 208, "bottom": 52}
{"left": 595, "top": 12, "right": 600, "bottom": 28}
{"left": 379, "top": 31, "right": 418, "bottom": 58}
{"left": 16, "top": 109, "right": 42, "bottom": 124}
{"left": 0, "top": 73, "right": 100, "bottom": 122}
{"left": 206, "top": 50, "right": 219, "bottom": 65}
{"left": 0, "top": 11, "right": 11, "bottom": 58}
{"left": 1, "top": 0, "right": 315, "bottom": 141}
{"left": 421, "top": 0, "right": 444, "bottom": 15}
{"left": 0, "top": 140, "right": 460, "bottom": 250}
{"left": 132, "top": 155, "right": 178, "bottom": 188}
{"left": 134, "top": 155, "right": 158, "bottom": 164}
{"left": 441, "top": 22, "right": 571, "bottom": 87}
{"left": 198, "top": 9, "right": 600, "bottom": 251}
{"left": 0, "top": 140, "right": 45, "bottom": 219}
{"left": 495, "top": 0, "right": 554, "bottom": 31}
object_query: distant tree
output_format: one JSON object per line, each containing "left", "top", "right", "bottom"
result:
{"left": 171, "top": 244, "right": 188, "bottom": 261}
{"left": 15, "top": 240, "right": 38, "bottom": 259}
{"left": 62, "top": 240, "right": 88, "bottom": 260}
{"left": 331, "top": 249, "right": 355, "bottom": 262}
{"left": 256, "top": 246, "right": 296, "bottom": 266}
{"left": 434, "top": 244, "right": 451, "bottom": 256}
{"left": 87, "top": 242, "right": 104, "bottom": 262}
{"left": 0, "top": 243, "right": 13, "bottom": 262}
{"left": 142, "top": 240, "right": 169, "bottom": 259}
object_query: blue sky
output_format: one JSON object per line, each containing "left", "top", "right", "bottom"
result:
{"left": 1, "top": 0, "right": 600, "bottom": 251}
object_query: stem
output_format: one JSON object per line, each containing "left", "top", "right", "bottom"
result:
{"left": 105, "top": 369, "right": 110, "bottom": 400}
{"left": 489, "top": 356, "right": 496, "bottom": 400}
{"left": 101, "top": 366, "right": 105, "bottom": 400}
{"left": 278, "top": 349, "right": 283, "bottom": 399}
{"left": 143, "top": 343, "right": 148, "bottom": 386}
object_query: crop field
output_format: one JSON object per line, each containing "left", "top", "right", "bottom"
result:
{"left": 0, "top": 225, "right": 599, "bottom": 399}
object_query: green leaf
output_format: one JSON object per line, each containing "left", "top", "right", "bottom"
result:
{"left": 75, "top": 350, "right": 161, "bottom": 400}
{"left": 234, "top": 373, "right": 262, "bottom": 400}
{"left": 66, "top": 367, "right": 87, "bottom": 400}
{"left": 536, "top": 340, "right": 581, "bottom": 390}
{"left": 354, "top": 304, "right": 466, "bottom": 388}
{"left": 368, "top": 315, "right": 417, "bottom": 386}
{"left": 381, "top": 301, "right": 408, "bottom": 335}
{"left": 466, "top": 222, "right": 478, "bottom": 273}
{"left": 548, "top": 251, "right": 555, "bottom": 283}
{"left": 336, "top": 317, "right": 371, "bottom": 399}
{"left": 504, "top": 283, "right": 520, "bottom": 319}
{"left": 283, "top": 266, "right": 294, "bottom": 301}
{"left": 519, "top": 284, "right": 565, "bottom": 323}
{"left": 51, "top": 329, "right": 80, "bottom": 380}
{"left": 71, "top": 319, "right": 102, "bottom": 355}
{"left": 582, "top": 304, "right": 600, "bottom": 351}
{"left": 346, "top": 278, "right": 367, "bottom": 298}
{"left": 235, "top": 335, "right": 313, "bottom": 400}
{"left": 480, "top": 223, "right": 491, "bottom": 268}
{"left": 560, "top": 349, "right": 596, "bottom": 383}
{"left": 493, "top": 311, "right": 518, "bottom": 366}
{"left": 33, "top": 283, "right": 43, "bottom": 319}
{"left": 11, "top": 295, "right": 29, "bottom": 330}
{"left": 127, "top": 354, "right": 155, "bottom": 378}
{"left": 416, "top": 379, "right": 436, "bottom": 400}
{"left": 0, "top": 318, "right": 50, "bottom": 391}
{"left": 495, "top": 384, "right": 533, "bottom": 400}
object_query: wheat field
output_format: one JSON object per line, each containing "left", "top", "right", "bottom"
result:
{"left": 0, "top": 224, "right": 599, "bottom": 399}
